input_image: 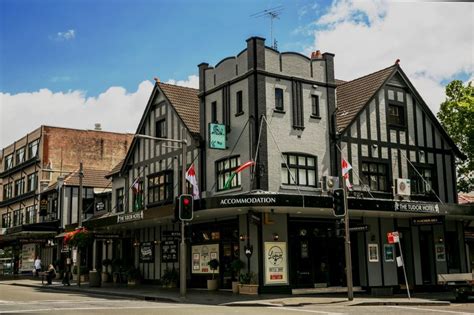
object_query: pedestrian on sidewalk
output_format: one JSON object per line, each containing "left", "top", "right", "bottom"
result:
{"left": 34, "top": 256, "right": 42, "bottom": 277}
{"left": 46, "top": 264, "right": 56, "bottom": 285}
{"left": 62, "top": 257, "right": 71, "bottom": 286}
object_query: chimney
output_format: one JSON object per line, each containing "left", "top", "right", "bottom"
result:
{"left": 94, "top": 123, "right": 102, "bottom": 131}
{"left": 311, "top": 50, "right": 322, "bottom": 59}
{"left": 395, "top": 59, "right": 400, "bottom": 65}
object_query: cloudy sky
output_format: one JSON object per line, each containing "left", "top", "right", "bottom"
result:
{"left": 0, "top": 0, "right": 472, "bottom": 148}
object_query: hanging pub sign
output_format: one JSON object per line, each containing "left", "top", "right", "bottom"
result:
{"left": 39, "top": 197, "right": 48, "bottom": 216}
{"left": 161, "top": 239, "right": 178, "bottom": 263}
{"left": 209, "top": 123, "right": 226, "bottom": 149}
{"left": 264, "top": 242, "right": 288, "bottom": 285}
{"left": 139, "top": 242, "right": 154, "bottom": 263}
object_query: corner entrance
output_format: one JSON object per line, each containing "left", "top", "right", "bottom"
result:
{"left": 289, "top": 219, "right": 359, "bottom": 289}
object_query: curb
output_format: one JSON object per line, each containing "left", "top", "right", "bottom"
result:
{"left": 351, "top": 301, "right": 450, "bottom": 306}
{"left": 9, "top": 282, "right": 181, "bottom": 304}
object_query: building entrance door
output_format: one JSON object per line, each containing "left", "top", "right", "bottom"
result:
{"left": 290, "top": 220, "right": 353, "bottom": 288}
{"left": 419, "top": 230, "right": 436, "bottom": 284}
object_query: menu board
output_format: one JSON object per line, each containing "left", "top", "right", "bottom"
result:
{"left": 139, "top": 242, "right": 154, "bottom": 263}
{"left": 20, "top": 244, "right": 36, "bottom": 272}
{"left": 264, "top": 242, "right": 288, "bottom": 285}
{"left": 191, "top": 244, "right": 219, "bottom": 274}
{"left": 161, "top": 239, "right": 178, "bottom": 263}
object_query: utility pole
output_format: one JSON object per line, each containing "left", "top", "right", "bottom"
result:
{"left": 342, "top": 175, "right": 354, "bottom": 301}
{"left": 180, "top": 128, "right": 187, "bottom": 298}
{"left": 77, "top": 162, "right": 83, "bottom": 287}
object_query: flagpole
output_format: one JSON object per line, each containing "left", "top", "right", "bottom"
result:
{"left": 342, "top": 164, "right": 354, "bottom": 301}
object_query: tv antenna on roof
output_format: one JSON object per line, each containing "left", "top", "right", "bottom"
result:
{"left": 251, "top": 5, "right": 283, "bottom": 50}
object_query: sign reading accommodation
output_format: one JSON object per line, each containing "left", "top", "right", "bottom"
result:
{"left": 209, "top": 123, "right": 226, "bottom": 149}
{"left": 191, "top": 244, "right": 219, "bottom": 274}
{"left": 264, "top": 242, "right": 288, "bottom": 285}
{"left": 117, "top": 211, "right": 143, "bottom": 223}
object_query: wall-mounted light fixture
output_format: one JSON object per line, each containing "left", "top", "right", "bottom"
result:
{"left": 272, "top": 233, "right": 279, "bottom": 241}
{"left": 239, "top": 234, "right": 246, "bottom": 242}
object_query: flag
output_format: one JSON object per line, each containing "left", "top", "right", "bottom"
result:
{"left": 224, "top": 160, "right": 255, "bottom": 190}
{"left": 186, "top": 164, "right": 200, "bottom": 200}
{"left": 131, "top": 177, "right": 141, "bottom": 194}
{"left": 341, "top": 159, "right": 353, "bottom": 189}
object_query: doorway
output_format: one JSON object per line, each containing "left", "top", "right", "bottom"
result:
{"left": 419, "top": 230, "right": 436, "bottom": 284}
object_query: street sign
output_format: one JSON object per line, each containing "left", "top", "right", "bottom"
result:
{"left": 387, "top": 231, "right": 400, "bottom": 244}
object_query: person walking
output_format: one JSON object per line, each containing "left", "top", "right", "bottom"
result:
{"left": 34, "top": 256, "right": 41, "bottom": 277}
{"left": 62, "top": 257, "right": 71, "bottom": 286}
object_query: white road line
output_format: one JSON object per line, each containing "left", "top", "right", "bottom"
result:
{"left": 0, "top": 305, "right": 195, "bottom": 313}
{"left": 268, "top": 306, "right": 346, "bottom": 315}
{"left": 0, "top": 300, "right": 119, "bottom": 306}
{"left": 388, "top": 305, "right": 474, "bottom": 315}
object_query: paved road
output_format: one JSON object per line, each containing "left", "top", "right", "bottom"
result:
{"left": 1, "top": 284, "right": 473, "bottom": 314}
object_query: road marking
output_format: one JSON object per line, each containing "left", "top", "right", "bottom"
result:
{"left": 388, "top": 306, "right": 474, "bottom": 315}
{"left": 269, "top": 306, "right": 346, "bottom": 315}
{"left": 0, "top": 305, "right": 204, "bottom": 313}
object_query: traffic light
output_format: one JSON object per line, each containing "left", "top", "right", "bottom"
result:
{"left": 179, "top": 194, "right": 194, "bottom": 221}
{"left": 332, "top": 188, "right": 346, "bottom": 217}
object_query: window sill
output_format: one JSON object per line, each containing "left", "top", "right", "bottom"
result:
{"left": 235, "top": 112, "right": 244, "bottom": 117}
{"left": 273, "top": 109, "right": 285, "bottom": 114}
{"left": 214, "top": 186, "right": 243, "bottom": 195}
{"left": 310, "top": 115, "right": 321, "bottom": 120}
{"left": 280, "top": 185, "right": 321, "bottom": 192}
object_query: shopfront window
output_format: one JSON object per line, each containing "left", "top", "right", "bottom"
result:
{"left": 216, "top": 156, "right": 241, "bottom": 191}
{"left": 148, "top": 170, "right": 173, "bottom": 205}
{"left": 281, "top": 153, "right": 317, "bottom": 187}
{"left": 361, "top": 161, "right": 388, "bottom": 192}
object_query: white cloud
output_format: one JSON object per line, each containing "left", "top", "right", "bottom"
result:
{"left": 55, "top": 29, "right": 75, "bottom": 41}
{"left": 165, "top": 75, "right": 199, "bottom": 89}
{"left": 311, "top": 0, "right": 473, "bottom": 113}
{"left": 0, "top": 81, "right": 154, "bottom": 148}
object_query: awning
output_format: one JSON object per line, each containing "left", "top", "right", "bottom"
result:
{"left": 5, "top": 220, "right": 60, "bottom": 237}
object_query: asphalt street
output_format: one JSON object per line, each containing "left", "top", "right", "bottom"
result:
{"left": 1, "top": 284, "right": 474, "bottom": 315}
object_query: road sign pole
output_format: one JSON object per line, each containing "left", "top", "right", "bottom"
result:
{"left": 398, "top": 240, "right": 411, "bottom": 299}
{"left": 180, "top": 129, "right": 187, "bottom": 298}
{"left": 342, "top": 176, "right": 354, "bottom": 301}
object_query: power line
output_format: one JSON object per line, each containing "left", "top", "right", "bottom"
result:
{"left": 250, "top": 5, "right": 283, "bottom": 50}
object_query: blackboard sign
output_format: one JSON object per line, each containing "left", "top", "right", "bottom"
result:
{"left": 139, "top": 242, "right": 154, "bottom": 263}
{"left": 161, "top": 239, "right": 178, "bottom": 263}
{"left": 39, "top": 198, "right": 48, "bottom": 216}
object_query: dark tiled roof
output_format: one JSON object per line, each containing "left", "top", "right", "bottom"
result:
{"left": 64, "top": 169, "right": 111, "bottom": 188}
{"left": 335, "top": 79, "right": 347, "bottom": 85}
{"left": 157, "top": 82, "right": 200, "bottom": 134}
{"left": 336, "top": 65, "right": 396, "bottom": 132}
{"left": 105, "top": 160, "right": 124, "bottom": 178}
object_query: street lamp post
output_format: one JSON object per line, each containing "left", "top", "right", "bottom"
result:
{"left": 76, "top": 162, "right": 83, "bottom": 287}
{"left": 135, "top": 131, "right": 188, "bottom": 298}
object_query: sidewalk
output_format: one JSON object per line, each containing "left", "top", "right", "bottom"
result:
{"left": 0, "top": 279, "right": 451, "bottom": 307}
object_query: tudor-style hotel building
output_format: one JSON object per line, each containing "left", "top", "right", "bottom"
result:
{"left": 83, "top": 37, "right": 472, "bottom": 294}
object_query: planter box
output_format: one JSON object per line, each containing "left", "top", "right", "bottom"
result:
{"left": 207, "top": 279, "right": 218, "bottom": 291}
{"left": 232, "top": 281, "right": 240, "bottom": 294}
{"left": 239, "top": 284, "right": 259, "bottom": 295}
{"left": 101, "top": 272, "right": 110, "bottom": 283}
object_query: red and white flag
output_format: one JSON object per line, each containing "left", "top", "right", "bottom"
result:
{"left": 341, "top": 159, "right": 353, "bottom": 189}
{"left": 186, "top": 164, "right": 200, "bottom": 200}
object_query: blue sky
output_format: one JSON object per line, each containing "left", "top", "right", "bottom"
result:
{"left": 0, "top": 0, "right": 472, "bottom": 148}
{"left": 1, "top": 0, "right": 329, "bottom": 95}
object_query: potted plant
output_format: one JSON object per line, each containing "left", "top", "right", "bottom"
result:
{"left": 239, "top": 272, "right": 258, "bottom": 295}
{"left": 207, "top": 259, "right": 219, "bottom": 291}
{"left": 101, "top": 259, "right": 112, "bottom": 283}
{"left": 111, "top": 258, "right": 122, "bottom": 284}
{"left": 230, "top": 259, "right": 245, "bottom": 293}
{"left": 127, "top": 267, "right": 141, "bottom": 286}
{"left": 161, "top": 268, "right": 178, "bottom": 288}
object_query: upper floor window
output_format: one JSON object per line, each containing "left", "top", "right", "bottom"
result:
{"left": 28, "top": 140, "right": 39, "bottom": 159}
{"left": 388, "top": 104, "right": 405, "bottom": 127}
{"left": 361, "top": 162, "right": 388, "bottom": 192}
{"left": 16, "top": 147, "right": 25, "bottom": 165}
{"left": 409, "top": 165, "right": 435, "bottom": 195}
{"left": 156, "top": 119, "right": 166, "bottom": 139}
{"left": 25, "top": 206, "right": 37, "bottom": 224}
{"left": 311, "top": 95, "right": 320, "bottom": 117}
{"left": 5, "top": 154, "right": 13, "bottom": 170}
{"left": 2, "top": 213, "right": 11, "bottom": 228}
{"left": 116, "top": 188, "right": 124, "bottom": 213}
{"left": 3, "top": 183, "right": 13, "bottom": 200}
{"left": 236, "top": 91, "right": 243, "bottom": 115}
{"left": 275, "top": 88, "right": 284, "bottom": 111}
{"left": 15, "top": 178, "right": 25, "bottom": 196}
{"left": 27, "top": 173, "right": 37, "bottom": 192}
{"left": 148, "top": 171, "right": 173, "bottom": 205}
{"left": 281, "top": 153, "right": 317, "bottom": 187}
{"left": 216, "top": 156, "right": 241, "bottom": 191}
{"left": 211, "top": 101, "right": 217, "bottom": 123}
{"left": 13, "top": 210, "right": 23, "bottom": 226}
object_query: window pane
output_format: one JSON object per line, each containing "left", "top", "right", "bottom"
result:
{"left": 370, "top": 176, "right": 378, "bottom": 190}
{"left": 308, "top": 170, "right": 316, "bottom": 186}
{"left": 298, "top": 156, "right": 306, "bottom": 166}
{"left": 379, "top": 177, "right": 386, "bottom": 191}
{"left": 298, "top": 169, "right": 307, "bottom": 185}
{"left": 281, "top": 168, "right": 288, "bottom": 185}
{"left": 289, "top": 155, "right": 296, "bottom": 165}
{"left": 289, "top": 168, "right": 297, "bottom": 184}
{"left": 370, "top": 164, "right": 377, "bottom": 173}
{"left": 378, "top": 164, "right": 386, "bottom": 173}
{"left": 362, "top": 163, "right": 368, "bottom": 172}
{"left": 307, "top": 157, "right": 315, "bottom": 167}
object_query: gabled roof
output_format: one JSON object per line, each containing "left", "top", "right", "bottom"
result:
{"left": 336, "top": 65, "right": 396, "bottom": 132}
{"left": 157, "top": 82, "right": 200, "bottom": 135}
{"left": 63, "top": 168, "right": 111, "bottom": 188}
{"left": 105, "top": 159, "right": 124, "bottom": 178}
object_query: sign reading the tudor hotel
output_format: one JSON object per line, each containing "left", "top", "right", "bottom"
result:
{"left": 117, "top": 211, "right": 144, "bottom": 223}
{"left": 394, "top": 202, "right": 439, "bottom": 214}
{"left": 264, "top": 242, "right": 288, "bottom": 285}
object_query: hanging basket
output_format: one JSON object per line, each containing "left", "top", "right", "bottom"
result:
{"left": 65, "top": 228, "right": 93, "bottom": 248}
